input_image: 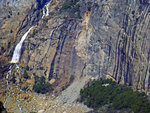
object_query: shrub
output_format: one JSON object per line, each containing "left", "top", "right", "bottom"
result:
{"left": 87, "top": 1, "right": 92, "bottom": 11}
{"left": 23, "top": 70, "right": 29, "bottom": 79}
{"left": 55, "top": 6, "right": 59, "bottom": 11}
{"left": 8, "top": 15, "right": 11, "bottom": 18}
{"left": 10, "top": 29, "right": 13, "bottom": 33}
{"left": 30, "top": 29, "right": 38, "bottom": 37}
{"left": 49, "top": 12, "right": 54, "bottom": 16}
{"left": 26, "top": 66, "right": 30, "bottom": 71}
{"left": 61, "top": 0, "right": 79, "bottom": 11}
{"left": 93, "top": 3, "right": 99, "bottom": 8}
{"left": 60, "top": 0, "right": 81, "bottom": 19}
{"left": 33, "top": 76, "right": 53, "bottom": 94}
{"left": 71, "top": 4, "right": 80, "bottom": 13}
{"left": 61, "top": 1, "right": 73, "bottom": 10}
{"left": 8, "top": 42, "right": 11, "bottom": 48}
{"left": 39, "top": 67, "right": 44, "bottom": 70}
{"left": 11, "top": 75, "right": 16, "bottom": 83}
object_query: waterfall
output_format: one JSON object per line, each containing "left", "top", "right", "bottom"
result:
{"left": 10, "top": 26, "right": 34, "bottom": 63}
{"left": 42, "top": 0, "right": 51, "bottom": 18}
{"left": 46, "top": 1, "right": 51, "bottom": 16}
{"left": 42, "top": 7, "right": 46, "bottom": 18}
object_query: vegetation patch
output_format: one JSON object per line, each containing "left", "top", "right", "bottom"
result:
{"left": 33, "top": 76, "right": 53, "bottom": 94}
{"left": 60, "top": 0, "right": 81, "bottom": 19}
{"left": 11, "top": 74, "right": 16, "bottom": 83}
{"left": 30, "top": 29, "right": 38, "bottom": 37}
{"left": 80, "top": 79, "right": 150, "bottom": 113}
{"left": 23, "top": 70, "right": 29, "bottom": 79}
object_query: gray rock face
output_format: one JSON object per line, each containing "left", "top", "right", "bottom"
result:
{"left": 0, "top": 0, "right": 150, "bottom": 112}
{"left": 0, "top": 0, "right": 49, "bottom": 8}
{"left": 88, "top": 0, "right": 150, "bottom": 94}
{"left": 140, "top": 0, "right": 150, "bottom": 4}
{"left": 0, "top": 0, "right": 34, "bottom": 8}
{"left": 18, "top": 0, "right": 150, "bottom": 94}
{"left": 0, "top": 0, "right": 150, "bottom": 94}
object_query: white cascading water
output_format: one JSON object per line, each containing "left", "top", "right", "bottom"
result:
{"left": 46, "top": 1, "right": 51, "bottom": 16}
{"left": 42, "top": 0, "right": 51, "bottom": 18}
{"left": 10, "top": 26, "right": 34, "bottom": 63}
{"left": 42, "top": 7, "right": 46, "bottom": 18}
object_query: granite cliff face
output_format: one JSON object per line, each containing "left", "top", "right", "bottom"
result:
{"left": 0, "top": 0, "right": 150, "bottom": 112}
{"left": 88, "top": 0, "right": 150, "bottom": 94}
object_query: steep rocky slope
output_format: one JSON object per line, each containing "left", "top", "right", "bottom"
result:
{"left": 0, "top": 0, "right": 150, "bottom": 112}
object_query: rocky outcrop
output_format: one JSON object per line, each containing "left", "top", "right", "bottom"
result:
{"left": 0, "top": 101, "right": 7, "bottom": 113}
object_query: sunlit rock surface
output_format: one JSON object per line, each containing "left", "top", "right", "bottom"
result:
{"left": 0, "top": 0, "right": 150, "bottom": 112}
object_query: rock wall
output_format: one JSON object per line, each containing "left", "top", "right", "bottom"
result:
{"left": 0, "top": 0, "right": 150, "bottom": 112}
{"left": 17, "top": 0, "right": 150, "bottom": 94}
{"left": 1, "top": 0, "right": 149, "bottom": 93}
{"left": 88, "top": 0, "right": 150, "bottom": 94}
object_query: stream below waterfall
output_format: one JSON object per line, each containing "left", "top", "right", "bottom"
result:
{"left": 4, "top": 65, "right": 12, "bottom": 108}
{"left": 4, "top": 64, "right": 25, "bottom": 113}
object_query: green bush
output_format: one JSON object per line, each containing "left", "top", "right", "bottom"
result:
{"left": 55, "top": 6, "right": 59, "bottom": 11}
{"left": 33, "top": 76, "right": 53, "bottom": 94}
{"left": 49, "top": 12, "right": 54, "bottom": 16}
{"left": 60, "top": 0, "right": 81, "bottom": 19}
{"left": 93, "top": 3, "right": 99, "bottom": 8}
{"left": 8, "top": 15, "right": 11, "bottom": 18}
{"left": 71, "top": 4, "right": 80, "bottom": 13}
{"left": 10, "top": 29, "right": 13, "bottom": 33}
{"left": 39, "top": 67, "right": 44, "bottom": 70}
{"left": 26, "top": 66, "right": 30, "bottom": 71}
{"left": 11, "top": 75, "right": 16, "bottom": 83}
{"left": 80, "top": 79, "right": 150, "bottom": 113}
{"left": 23, "top": 70, "right": 29, "bottom": 79}
{"left": 61, "top": 1, "right": 73, "bottom": 10}
{"left": 61, "top": 0, "right": 79, "bottom": 11}
{"left": 30, "top": 29, "right": 38, "bottom": 37}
